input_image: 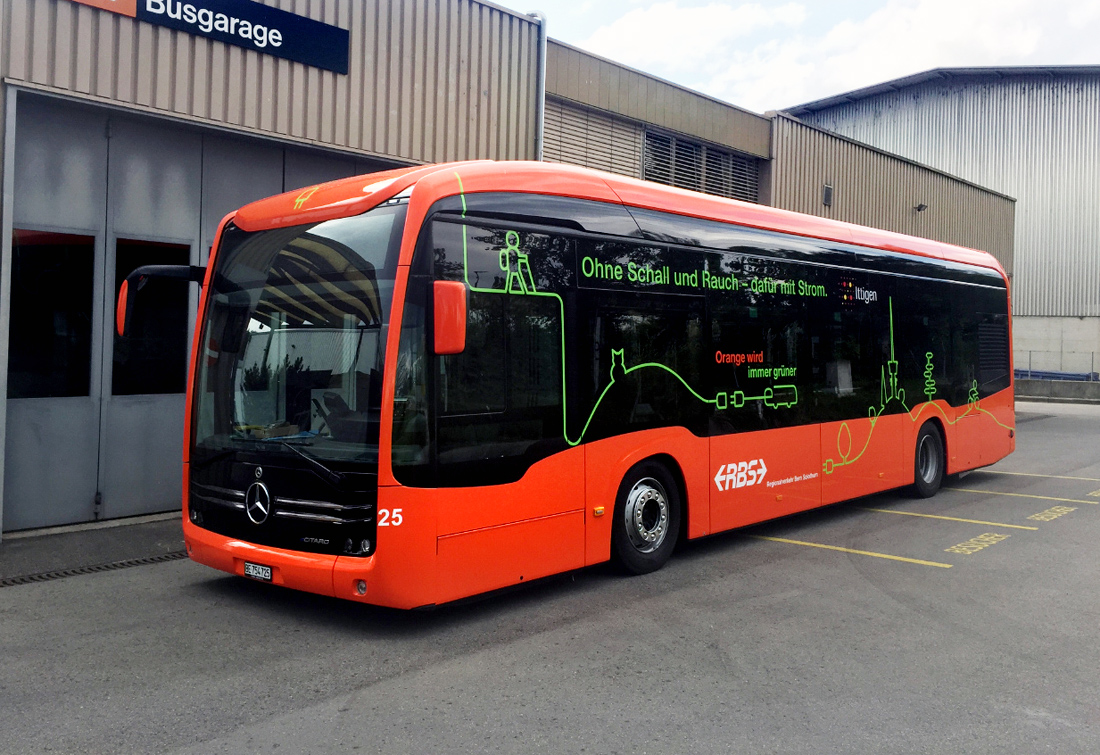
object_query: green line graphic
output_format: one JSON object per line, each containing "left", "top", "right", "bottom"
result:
{"left": 454, "top": 171, "right": 742, "bottom": 447}
{"left": 823, "top": 297, "right": 1015, "bottom": 475}
{"left": 450, "top": 172, "right": 1011, "bottom": 456}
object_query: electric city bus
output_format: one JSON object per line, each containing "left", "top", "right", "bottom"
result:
{"left": 117, "top": 161, "right": 1014, "bottom": 609}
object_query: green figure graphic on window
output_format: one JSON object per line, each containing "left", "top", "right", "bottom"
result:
{"left": 610, "top": 349, "right": 626, "bottom": 382}
{"left": 500, "top": 230, "right": 536, "bottom": 294}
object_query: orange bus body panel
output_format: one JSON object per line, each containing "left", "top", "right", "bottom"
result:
{"left": 819, "top": 415, "right": 907, "bottom": 505}
{"left": 434, "top": 511, "right": 585, "bottom": 606}
{"left": 235, "top": 164, "right": 457, "bottom": 231}
{"left": 942, "top": 387, "right": 1016, "bottom": 474}
{"left": 709, "top": 425, "right": 821, "bottom": 532}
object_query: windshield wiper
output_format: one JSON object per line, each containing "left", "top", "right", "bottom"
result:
{"left": 280, "top": 441, "right": 346, "bottom": 488}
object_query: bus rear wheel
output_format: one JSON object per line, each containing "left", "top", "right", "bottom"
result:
{"left": 612, "top": 461, "right": 681, "bottom": 575}
{"left": 911, "top": 423, "right": 945, "bottom": 498}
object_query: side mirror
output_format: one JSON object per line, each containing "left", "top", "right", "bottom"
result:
{"left": 433, "top": 281, "right": 467, "bottom": 355}
{"left": 116, "top": 264, "right": 206, "bottom": 337}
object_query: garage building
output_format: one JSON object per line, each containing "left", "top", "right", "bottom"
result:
{"left": 0, "top": 0, "right": 1015, "bottom": 534}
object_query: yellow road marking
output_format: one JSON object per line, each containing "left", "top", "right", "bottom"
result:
{"left": 949, "top": 488, "right": 1099, "bottom": 505}
{"left": 979, "top": 470, "right": 1100, "bottom": 483}
{"left": 858, "top": 507, "right": 1038, "bottom": 530}
{"left": 752, "top": 535, "right": 953, "bottom": 568}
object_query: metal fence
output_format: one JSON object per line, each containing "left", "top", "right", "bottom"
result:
{"left": 1015, "top": 350, "right": 1100, "bottom": 382}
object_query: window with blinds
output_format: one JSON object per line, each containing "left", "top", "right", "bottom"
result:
{"left": 543, "top": 99, "right": 643, "bottom": 178}
{"left": 643, "top": 130, "right": 760, "bottom": 203}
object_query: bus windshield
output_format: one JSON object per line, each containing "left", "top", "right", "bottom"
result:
{"left": 192, "top": 203, "right": 406, "bottom": 466}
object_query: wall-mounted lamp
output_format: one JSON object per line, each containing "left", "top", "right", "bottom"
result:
{"left": 822, "top": 184, "right": 834, "bottom": 207}
{"left": 914, "top": 203, "right": 928, "bottom": 212}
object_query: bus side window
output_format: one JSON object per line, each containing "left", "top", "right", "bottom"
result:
{"left": 808, "top": 268, "right": 888, "bottom": 422}
{"left": 892, "top": 278, "right": 953, "bottom": 408}
{"left": 707, "top": 252, "right": 811, "bottom": 431}
{"left": 955, "top": 286, "right": 1011, "bottom": 399}
{"left": 430, "top": 222, "right": 571, "bottom": 487}
{"left": 575, "top": 238, "right": 708, "bottom": 442}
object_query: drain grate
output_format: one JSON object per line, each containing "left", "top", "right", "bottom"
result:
{"left": 0, "top": 550, "right": 188, "bottom": 588}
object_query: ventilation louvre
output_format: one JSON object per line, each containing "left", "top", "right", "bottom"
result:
{"left": 979, "top": 320, "right": 1010, "bottom": 385}
{"left": 644, "top": 130, "right": 760, "bottom": 203}
{"left": 543, "top": 99, "right": 643, "bottom": 178}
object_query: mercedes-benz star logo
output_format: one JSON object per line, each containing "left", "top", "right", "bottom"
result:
{"left": 245, "top": 481, "right": 272, "bottom": 525}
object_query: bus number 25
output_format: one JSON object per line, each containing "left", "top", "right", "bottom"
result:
{"left": 378, "top": 508, "right": 403, "bottom": 526}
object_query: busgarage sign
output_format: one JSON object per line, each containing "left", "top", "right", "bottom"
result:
{"left": 69, "top": 0, "right": 350, "bottom": 74}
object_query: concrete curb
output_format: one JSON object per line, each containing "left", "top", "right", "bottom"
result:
{"left": 1015, "top": 379, "right": 1100, "bottom": 404}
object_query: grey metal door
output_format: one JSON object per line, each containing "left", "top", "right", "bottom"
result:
{"left": 4, "top": 97, "right": 110, "bottom": 530}
{"left": 96, "top": 117, "right": 202, "bottom": 519}
{"left": 5, "top": 98, "right": 203, "bottom": 528}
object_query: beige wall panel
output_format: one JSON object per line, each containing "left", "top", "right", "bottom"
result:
{"left": 485, "top": 9, "right": 499, "bottom": 159}
{"left": 7, "top": 0, "right": 23, "bottom": 81}
{"left": 0, "top": 0, "right": 537, "bottom": 165}
{"left": 477, "top": 2, "right": 491, "bottom": 156}
{"left": 344, "top": 0, "right": 362, "bottom": 149}
{"left": 770, "top": 114, "right": 1015, "bottom": 273}
{"left": 172, "top": 30, "right": 191, "bottom": 115}
{"left": 431, "top": 0, "right": 448, "bottom": 161}
{"left": 546, "top": 39, "right": 770, "bottom": 159}
{"left": 30, "top": 0, "right": 49, "bottom": 81}
{"left": 396, "top": 0, "right": 414, "bottom": 158}
{"left": 93, "top": 12, "right": 112, "bottom": 95}
{"left": 453, "top": 0, "right": 469, "bottom": 162}
{"left": 412, "top": 0, "right": 430, "bottom": 161}
{"left": 52, "top": 0, "right": 71, "bottom": 90}
{"left": 519, "top": 17, "right": 535, "bottom": 159}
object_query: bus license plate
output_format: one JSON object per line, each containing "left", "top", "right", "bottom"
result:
{"left": 243, "top": 562, "right": 272, "bottom": 582}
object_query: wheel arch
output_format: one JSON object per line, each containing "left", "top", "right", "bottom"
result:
{"left": 919, "top": 416, "right": 948, "bottom": 479}
{"left": 583, "top": 429, "right": 709, "bottom": 567}
{"left": 911, "top": 417, "right": 948, "bottom": 498}
{"left": 645, "top": 452, "right": 690, "bottom": 545}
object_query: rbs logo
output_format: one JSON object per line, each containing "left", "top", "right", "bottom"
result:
{"left": 713, "top": 460, "right": 768, "bottom": 491}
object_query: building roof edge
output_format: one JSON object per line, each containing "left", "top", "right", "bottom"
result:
{"left": 786, "top": 65, "right": 1100, "bottom": 115}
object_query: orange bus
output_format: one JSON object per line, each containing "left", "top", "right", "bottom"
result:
{"left": 118, "top": 161, "right": 1014, "bottom": 609}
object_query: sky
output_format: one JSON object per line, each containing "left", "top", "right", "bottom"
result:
{"left": 495, "top": 0, "right": 1100, "bottom": 113}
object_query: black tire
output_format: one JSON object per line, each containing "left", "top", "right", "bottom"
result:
{"left": 611, "top": 460, "right": 681, "bottom": 575}
{"left": 911, "top": 422, "right": 945, "bottom": 498}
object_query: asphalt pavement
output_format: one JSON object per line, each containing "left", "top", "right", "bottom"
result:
{"left": 2, "top": 400, "right": 1100, "bottom": 754}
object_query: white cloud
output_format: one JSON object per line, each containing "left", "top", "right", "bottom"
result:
{"left": 580, "top": 2, "right": 806, "bottom": 75}
{"left": 577, "top": 0, "right": 1100, "bottom": 113}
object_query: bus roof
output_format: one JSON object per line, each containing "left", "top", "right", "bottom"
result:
{"left": 232, "top": 160, "right": 1007, "bottom": 278}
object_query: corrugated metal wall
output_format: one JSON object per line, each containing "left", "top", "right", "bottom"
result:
{"left": 0, "top": 0, "right": 539, "bottom": 164}
{"left": 795, "top": 74, "right": 1100, "bottom": 317}
{"left": 771, "top": 114, "right": 1015, "bottom": 274}
{"left": 543, "top": 96, "right": 642, "bottom": 177}
{"left": 546, "top": 39, "right": 770, "bottom": 160}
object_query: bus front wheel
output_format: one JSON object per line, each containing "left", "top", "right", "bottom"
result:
{"left": 911, "top": 423, "right": 945, "bottom": 498}
{"left": 611, "top": 461, "right": 681, "bottom": 575}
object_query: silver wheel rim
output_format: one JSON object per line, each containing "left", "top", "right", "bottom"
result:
{"left": 918, "top": 433, "right": 939, "bottom": 484}
{"left": 624, "top": 477, "right": 669, "bottom": 554}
